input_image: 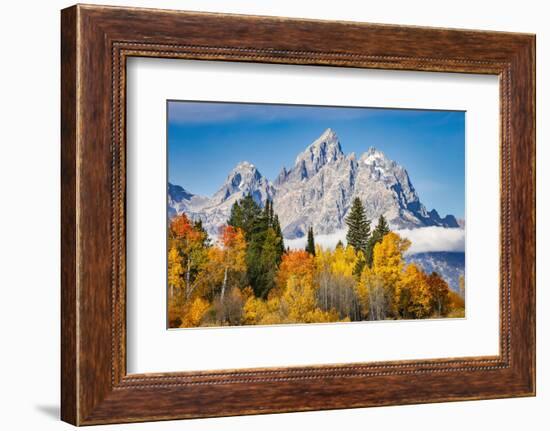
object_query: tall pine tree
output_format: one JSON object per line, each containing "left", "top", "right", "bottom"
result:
{"left": 227, "top": 195, "right": 285, "bottom": 297}
{"left": 345, "top": 197, "right": 371, "bottom": 254}
{"left": 365, "top": 214, "right": 390, "bottom": 266}
{"left": 272, "top": 214, "right": 285, "bottom": 262}
{"left": 257, "top": 227, "right": 281, "bottom": 297}
{"left": 305, "top": 227, "right": 316, "bottom": 256}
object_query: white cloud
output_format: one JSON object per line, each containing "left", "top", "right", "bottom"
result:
{"left": 284, "top": 230, "right": 347, "bottom": 251}
{"left": 396, "top": 227, "right": 465, "bottom": 254}
{"left": 284, "top": 226, "right": 465, "bottom": 254}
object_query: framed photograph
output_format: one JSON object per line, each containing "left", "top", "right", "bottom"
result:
{"left": 164, "top": 101, "right": 467, "bottom": 330}
{"left": 61, "top": 4, "right": 535, "bottom": 425}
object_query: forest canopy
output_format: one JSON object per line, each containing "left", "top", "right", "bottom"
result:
{"left": 167, "top": 196, "right": 465, "bottom": 328}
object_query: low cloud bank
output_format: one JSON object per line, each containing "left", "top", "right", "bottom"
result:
{"left": 284, "top": 226, "right": 465, "bottom": 254}
{"left": 396, "top": 227, "right": 465, "bottom": 254}
{"left": 284, "top": 230, "right": 347, "bottom": 251}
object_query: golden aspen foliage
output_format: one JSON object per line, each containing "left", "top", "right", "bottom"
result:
{"left": 243, "top": 295, "right": 283, "bottom": 325}
{"left": 167, "top": 246, "right": 184, "bottom": 294}
{"left": 397, "top": 264, "right": 433, "bottom": 318}
{"left": 447, "top": 290, "right": 466, "bottom": 318}
{"left": 281, "top": 276, "right": 339, "bottom": 323}
{"left": 282, "top": 276, "right": 318, "bottom": 322}
{"left": 370, "top": 232, "right": 411, "bottom": 317}
{"left": 356, "top": 266, "right": 387, "bottom": 320}
{"left": 314, "top": 246, "right": 333, "bottom": 274}
{"left": 168, "top": 207, "right": 464, "bottom": 327}
{"left": 220, "top": 225, "right": 247, "bottom": 272}
{"left": 241, "top": 286, "right": 255, "bottom": 300}
{"left": 372, "top": 232, "right": 411, "bottom": 284}
{"left": 448, "top": 290, "right": 465, "bottom": 309}
{"left": 202, "top": 246, "right": 225, "bottom": 284}
{"left": 275, "top": 250, "right": 315, "bottom": 295}
{"left": 167, "top": 300, "right": 184, "bottom": 329}
{"left": 202, "top": 225, "right": 247, "bottom": 299}
{"left": 355, "top": 266, "right": 372, "bottom": 314}
{"left": 306, "top": 307, "right": 340, "bottom": 323}
{"left": 167, "top": 213, "right": 210, "bottom": 306}
{"left": 458, "top": 274, "right": 465, "bottom": 298}
{"left": 331, "top": 245, "right": 360, "bottom": 277}
{"left": 181, "top": 297, "right": 210, "bottom": 327}
{"left": 427, "top": 272, "right": 451, "bottom": 317}
{"left": 243, "top": 295, "right": 268, "bottom": 325}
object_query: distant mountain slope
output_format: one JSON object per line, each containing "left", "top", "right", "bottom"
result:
{"left": 167, "top": 183, "right": 209, "bottom": 219}
{"left": 406, "top": 251, "right": 465, "bottom": 292}
{"left": 168, "top": 128, "right": 459, "bottom": 238}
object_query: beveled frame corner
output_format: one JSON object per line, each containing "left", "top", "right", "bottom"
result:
{"left": 61, "top": 4, "right": 535, "bottom": 425}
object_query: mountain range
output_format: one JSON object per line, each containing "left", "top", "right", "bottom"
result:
{"left": 168, "top": 128, "right": 459, "bottom": 239}
{"left": 405, "top": 252, "right": 465, "bottom": 292}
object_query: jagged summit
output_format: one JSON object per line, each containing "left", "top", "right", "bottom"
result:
{"left": 232, "top": 160, "right": 256, "bottom": 171}
{"left": 320, "top": 127, "right": 338, "bottom": 140}
{"left": 294, "top": 128, "right": 344, "bottom": 165}
{"left": 211, "top": 160, "right": 274, "bottom": 206}
{"left": 169, "top": 128, "right": 459, "bottom": 237}
{"left": 361, "top": 146, "right": 387, "bottom": 164}
{"left": 168, "top": 182, "right": 194, "bottom": 202}
{"left": 280, "top": 128, "right": 346, "bottom": 182}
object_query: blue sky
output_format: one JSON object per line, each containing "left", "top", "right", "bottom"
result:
{"left": 168, "top": 101, "right": 465, "bottom": 218}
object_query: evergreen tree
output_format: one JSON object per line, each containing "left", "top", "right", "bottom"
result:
{"left": 228, "top": 194, "right": 262, "bottom": 242}
{"left": 263, "top": 199, "right": 272, "bottom": 226}
{"left": 193, "top": 219, "right": 210, "bottom": 247}
{"left": 272, "top": 214, "right": 285, "bottom": 263}
{"left": 269, "top": 201, "right": 274, "bottom": 225}
{"left": 264, "top": 198, "right": 275, "bottom": 227}
{"left": 305, "top": 227, "right": 316, "bottom": 256}
{"left": 335, "top": 240, "right": 344, "bottom": 249}
{"left": 345, "top": 197, "right": 371, "bottom": 255}
{"left": 227, "top": 201, "right": 243, "bottom": 229}
{"left": 365, "top": 214, "right": 391, "bottom": 266}
{"left": 353, "top": 252, "right": 366, "bottom": 278}
{"left": 257, "top": 227, "right": 280, "bottom": 297}
{"left": 227, "top": 195, "right": 284, "bottom": 298}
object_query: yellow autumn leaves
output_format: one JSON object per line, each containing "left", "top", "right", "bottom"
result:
{"left": 167, "top": 213, "right": 465, "bottom": 328}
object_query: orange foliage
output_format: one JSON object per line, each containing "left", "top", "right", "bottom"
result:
{"left": 448, "top": 290, "right": 465, "bottom": 313}
{"left": 220, "top": 224, "right": 242, "bottom": 248}
{"left": 275, "top": 250, "right": 315, "bottom": 294}
{"left": 170, "top": 213, "right": 202, "bottom": 243}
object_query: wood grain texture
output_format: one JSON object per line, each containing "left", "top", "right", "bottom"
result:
{"left": 60, "top": 4, "right": 536, "bottom": 425}
{"left": 60, "top": 5, "right": 78, "bottom": 425}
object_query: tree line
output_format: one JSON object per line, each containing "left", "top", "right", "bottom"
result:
{"left": 167, "top": 196, "right": 465, "bottom": 328}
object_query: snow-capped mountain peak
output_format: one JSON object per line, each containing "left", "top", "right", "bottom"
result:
{"left": 168, "top": 128, "right": 460, "bottom": 237}
{"left": 211, "top": 161, "right": 274, "bottom": 206}
{"left": 361, "top": 146, "right": 388, "bottom": 165}
{"left": 292, "top": 128, "right": 345, "bottom": 177}
{"left": 232, "top": 160, "right": 257, "bottom": 172}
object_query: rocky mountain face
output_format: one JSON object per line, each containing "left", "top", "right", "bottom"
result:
{"left": 168, "top": 128, "right": 459, "bottom": 238}
{"left": 169, "top": 162, "right": 275, "bottom": 235}
{"left": 406, "top": 252, "right": 465, "bottom": 292}
{"left": 167, "top": 183, "right": 209, "bottom": 219}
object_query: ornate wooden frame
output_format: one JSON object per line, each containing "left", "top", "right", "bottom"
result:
{"left": 61, "top": 4, "right": 535, "bottom": 425}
